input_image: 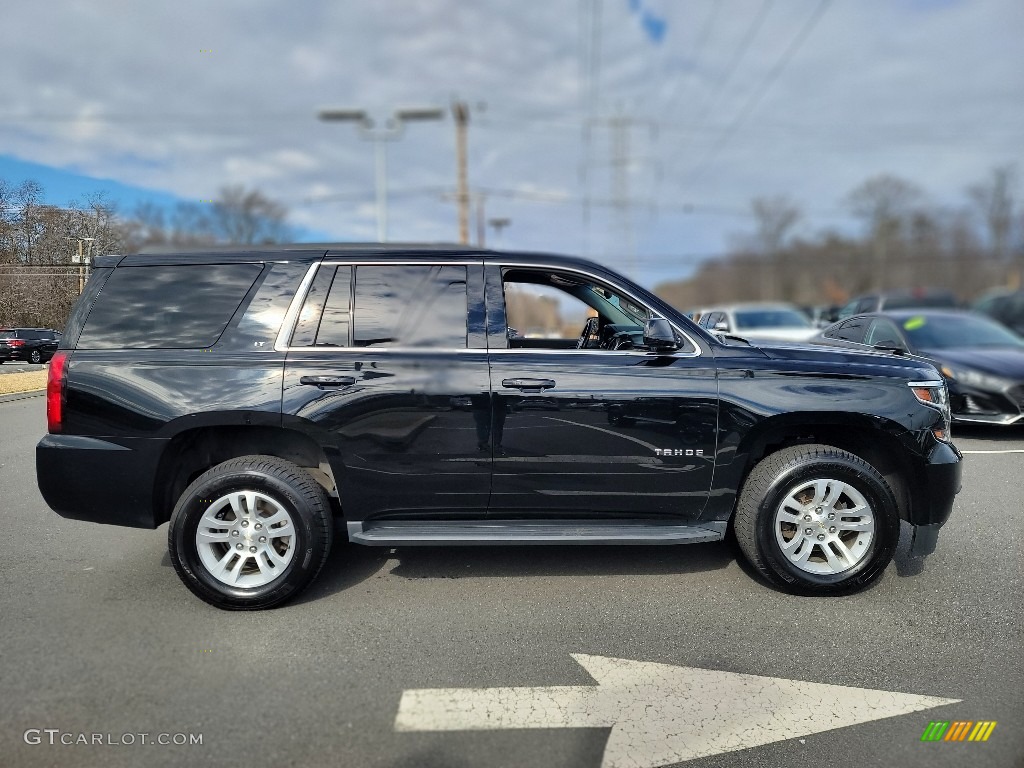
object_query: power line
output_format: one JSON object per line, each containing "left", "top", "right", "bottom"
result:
{"left": 694, "top": 0, "right": 776, "bottom": 125}
{"left": 662, "top": 1, "right": 722, "bottom": 119}
{"left": 680, "top": 0, "right": 834, "bottom": 188}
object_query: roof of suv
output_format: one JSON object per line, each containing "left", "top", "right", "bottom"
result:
{"left": 97, "top": 244, "right": 618, "bottom": 274}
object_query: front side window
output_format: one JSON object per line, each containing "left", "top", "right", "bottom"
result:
{"left": 500, "top": 268, "right": 690, "bottom": 352}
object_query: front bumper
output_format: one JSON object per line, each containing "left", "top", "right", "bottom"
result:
{"left": 906, "top": 438, "right": 962, "bottom": 556}
{"left": 36, "top": 434, "right": 165, "bottom": 528}
{"left": 950, "top": 382, "right": 1024, "bottom": 425}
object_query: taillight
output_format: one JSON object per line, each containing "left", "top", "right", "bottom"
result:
{"left": 8, "top": 339, "right": 25, "bottom": 347}
{"left": 47, "top": 352, "right": 69, "bottom": 434}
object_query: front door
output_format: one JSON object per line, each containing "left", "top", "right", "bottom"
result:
{"left": 484, "top": 264, "right": 718, "bottom": 520}
{"left": 282, "top": 259, "right": 492, "bottom": 521}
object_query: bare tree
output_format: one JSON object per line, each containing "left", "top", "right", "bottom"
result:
{"left": 210, "top": 185, "right": 292, "bottom": 244}
{"left": 968, "top": 165, "right": 1017, "bottom": 282}
{"left": 750, "top": 195, "right": 801, "bottom": 299}
{"left": 846, "top": 174, "right": 923, "bottom": 290}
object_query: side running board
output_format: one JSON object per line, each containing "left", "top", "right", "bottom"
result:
{"left": 346, "top": 520, "right": 727, "bottom": 546}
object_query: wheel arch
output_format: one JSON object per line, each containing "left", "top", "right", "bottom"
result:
{"left": 729, "top": 412, "right": 916, "bottom": 524}
{"left": 152, "top": 425, "right": 338, "bottom": 527}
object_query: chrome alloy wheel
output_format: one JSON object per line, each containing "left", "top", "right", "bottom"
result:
{"left": 773, "top": 478, "right": 875, "bottom": 575}
{"left": 195, "top": 491, "right": 296, "bottom": 588}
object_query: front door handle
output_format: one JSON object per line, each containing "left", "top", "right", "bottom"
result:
{"left": 300, "top": 375, "right": 356, "bottom": 388}
{"left": 501, "top": 378, "right": 556, "bottom": 391}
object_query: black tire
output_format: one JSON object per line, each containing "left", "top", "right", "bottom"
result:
{"left": 168, "top": 455, "right": 333, "bottom": 610}
{"left": 734, "top": 444, "right": 900, "bottom": 595}
{"left": 29, "top": 349, "right": 42, "bottom": 364}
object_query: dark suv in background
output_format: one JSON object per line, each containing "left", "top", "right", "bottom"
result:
{"left": 36, "top": 244, "right": 961, "bottom": 609}
{"left": 0, "top": 328, "right": 61, "bottom": 364}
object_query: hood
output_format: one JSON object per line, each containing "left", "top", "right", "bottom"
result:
{"left": 749, "top": 342, "right": 941, "bottom": 379}
{"left": 919, "top": 346, "right": 1024, "bottom": 381}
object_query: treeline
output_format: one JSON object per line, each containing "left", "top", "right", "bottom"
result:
{"left": 0, "top": 180, "right": 292, "bottom": 329}
{"left": 655, "top": 167, "right": 1023, "bottom": 311}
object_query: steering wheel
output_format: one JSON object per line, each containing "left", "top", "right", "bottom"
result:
{"left": 576, "top": 316, "right": 600, "bottom": 349}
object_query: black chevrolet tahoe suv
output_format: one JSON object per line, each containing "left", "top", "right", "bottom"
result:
{"left": 36, "top": 244, "right": 962, "bottom": 609}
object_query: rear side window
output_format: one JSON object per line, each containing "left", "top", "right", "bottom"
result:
{"left": 78, "top": 264, "right": 263, "bottom": 349}
{"left": 289, "top": 264, "right": 468, "bottom": 348}
{"left": 354, "top": 265, "right": 467, "bottom": 348}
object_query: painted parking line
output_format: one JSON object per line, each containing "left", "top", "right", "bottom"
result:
{"left": 396, "top": 654, "right": 959, "bottom": 768}
{"left": 960, "top": 449, "right": 1024, "bottom": 454}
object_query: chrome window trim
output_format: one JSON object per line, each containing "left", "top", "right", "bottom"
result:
{"left": 274, "top": 262, "right": 321, "bottom": 352}
{"left": 276, "top": 258, "right": 703, "bottom": 358}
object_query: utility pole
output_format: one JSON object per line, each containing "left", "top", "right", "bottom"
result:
{"left": 452, "top": 100, "right": 471, "bottom": 244}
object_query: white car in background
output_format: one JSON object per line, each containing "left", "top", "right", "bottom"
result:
{"left": 694, "top": 303, "right": 817, "bottom": 343}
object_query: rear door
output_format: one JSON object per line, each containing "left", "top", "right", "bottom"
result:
{"left": 484, "top": 263, "right": 718, "bottom": 521}
{"left": 281, "top": 258, "right": 492, "bottom": 522}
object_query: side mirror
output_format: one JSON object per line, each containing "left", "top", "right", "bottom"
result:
{"left": 643, "top": 317, "right": 680, "bottom": 353}
{"left": 713, "top": 321, "right": 729, "bottom": 333}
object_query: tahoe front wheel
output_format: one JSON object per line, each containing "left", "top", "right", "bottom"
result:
{"left": 168, "top": 455, "right": 333, "bottom": 610}
{"left": 734, "top": 444, "right": 900, "bottom": 595}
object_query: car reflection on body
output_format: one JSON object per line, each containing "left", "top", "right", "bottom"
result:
{"left": 814, "top": 309, "right": 1024, "bottom": 425}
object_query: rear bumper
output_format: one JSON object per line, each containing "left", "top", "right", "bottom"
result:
{"left": 36, "top": 434, "right": 164, "bottom": 528}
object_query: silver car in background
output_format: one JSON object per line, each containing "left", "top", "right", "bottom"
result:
{"left": 693, "top": 303, "right": 818, "bottom": 343}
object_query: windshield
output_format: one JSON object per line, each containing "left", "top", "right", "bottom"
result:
{"left": 901, "top": 314, "right": 1024, "bottom": 349}
{"left": 734, "top": 309, "right": 812, "bottom": 330}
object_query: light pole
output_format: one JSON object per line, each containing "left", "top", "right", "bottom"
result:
{"left": 318, "top": 106, "right": 444, "bottom": 242}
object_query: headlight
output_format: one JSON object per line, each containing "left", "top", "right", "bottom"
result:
{"left": 909, "top": 380, "right": 951, "bottom": 441}
{"left": 940, "top": 365, "right": 1012, "bottom": 391}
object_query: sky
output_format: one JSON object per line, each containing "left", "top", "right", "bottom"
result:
{"left": 1, "top": 0, "right": 1021, "bottom": 286}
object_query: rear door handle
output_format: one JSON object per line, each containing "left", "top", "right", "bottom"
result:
{"left": 501, "top": 378, "right": 556, "bottom": 391}
{"left": 299, "top": 375, "right": 356, "bottom": 388}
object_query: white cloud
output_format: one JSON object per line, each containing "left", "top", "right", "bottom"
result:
{"left": 0, "top": 0, "right": 1020, "bottom": 284}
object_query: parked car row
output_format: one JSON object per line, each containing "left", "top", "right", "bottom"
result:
{"left": 0, "top": 328, "right": 62, "bottom": 364}
{"left": 812, "top": 309, "right": 1024, "bottom": 426}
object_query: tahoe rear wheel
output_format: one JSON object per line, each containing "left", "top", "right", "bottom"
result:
{"left": 168, "top": 455, "right": 333, "bottom": 610}
{"left": 734, "top": 444, "right": 900, "bottom": 595}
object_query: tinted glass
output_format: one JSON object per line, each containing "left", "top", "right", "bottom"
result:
{"left": 291, "top": 265, "right": 339, "bottom": 346}
{"left": 827, "top": 317, "right": 869, "bottom": 342}
{"left": 864, "top": 319, "right": 904, "bottom": 347}
{"left": 317, "top": 266, "right": 352, "bottom": 346}
{"left": 353, "top": 265, "right": 467, "bottom": 348}
{"left": 899, "top": 313, "right": 1024, "bottom": 349}
{"left": 733, "top": 309, "right": 811, "bottom": 330}
{"left": 78, "top": 264, "right": 263, "bottom": 349}
{"left": 0, "top": 330, "right": 17, "bottom": 339}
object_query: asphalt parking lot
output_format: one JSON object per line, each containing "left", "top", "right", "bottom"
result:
{"left": 1, "top": 395, "right": 1021, "bottom": 768}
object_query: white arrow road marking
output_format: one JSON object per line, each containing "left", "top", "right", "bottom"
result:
{"left": 395, "top": 654, "right": 959, "bottom": 768}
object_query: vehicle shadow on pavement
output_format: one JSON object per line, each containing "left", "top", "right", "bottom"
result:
{"left": 290, "top": 542, "right": 395, "bottom": 605}
{"left": 385, "top": 540, "right": 736, "bottom": 581}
